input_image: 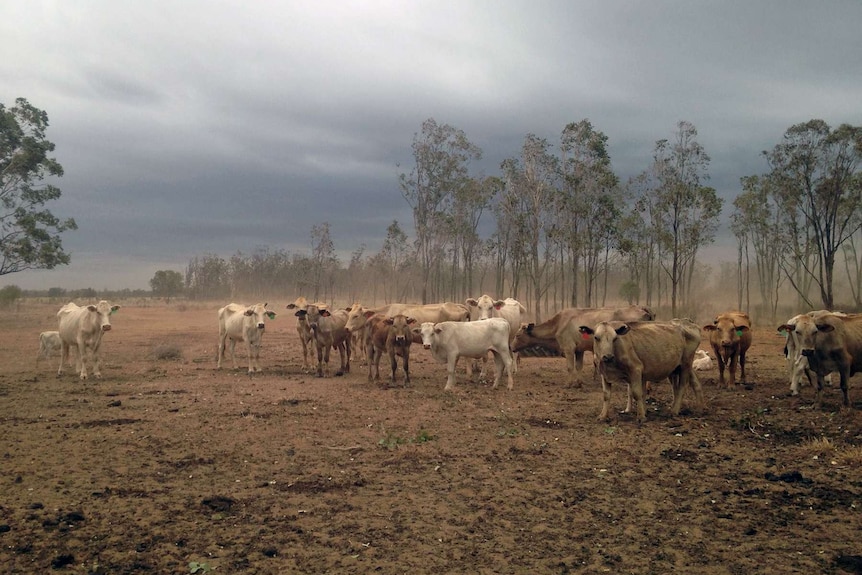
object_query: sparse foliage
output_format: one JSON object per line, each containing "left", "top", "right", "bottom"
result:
{"left": 150, "top": 270, "right": 184, "bottom": 301}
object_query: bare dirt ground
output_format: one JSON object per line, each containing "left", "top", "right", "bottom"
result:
{"left": 1, "top": 301, "right": 861, "bottom": 575}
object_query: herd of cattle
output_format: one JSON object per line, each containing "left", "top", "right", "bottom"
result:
{"left": 35, "top": 296, "right": 862, "bottom": 423}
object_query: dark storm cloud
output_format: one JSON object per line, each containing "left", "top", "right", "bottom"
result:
{"left": 1, "top": 0, "right": 860, "bottom": 289}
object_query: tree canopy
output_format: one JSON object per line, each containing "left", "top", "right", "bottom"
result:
{"left": 0, "top": 98, "right": 76, "bottom": 275}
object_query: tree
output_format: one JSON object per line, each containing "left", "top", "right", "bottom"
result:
{"left": 399, "top": 118, "right": 481, "bottom": 303}
{"left": 0, "top": 284, "right": 22, "bottom": 308}
{"left": 764, "top": 120, "right": 862, "bottom": 309}
{"left": 0, "top": 98, "right": 77, "bottom": 275}
{"left": 150, "top": 270, "right": 184, "bottom": 301}
{"left": 646, "top": 121, "right": 722, "bottom": 317}
{"left": 311, "top": 222, "right": 339, "bottom": 302}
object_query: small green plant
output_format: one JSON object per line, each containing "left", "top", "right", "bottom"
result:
{"left": 378, "top": 428, "right": 436, "bottom": 449}
{"left": 188, "top": 561, "right": 212, "bottom": 573}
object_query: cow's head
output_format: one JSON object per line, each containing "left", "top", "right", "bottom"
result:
{"left": 412, "top": 321, "right": 437, "bottom": 350}
{"left": 388, "top": 315, "right": 416, "bottom": 346}
{"left": 703, "top": 315, "right": 749, "bottom": 348}
{"left": 89, "top": 301, "right": 120, "bottom": 332}
{"left": 244, "top": 303, "right": 272, "bottom": 330}
{"left": 580, "top": 322, "right": 629, "bottom": 363}
{"left": 465, "top": 295, "right": 503, "bottom": 321}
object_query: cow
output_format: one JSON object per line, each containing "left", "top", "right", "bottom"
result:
{"left": 777, "top": 312, "right": 862, "bottom": 408}
{"left": 703, "top": 311, "right": 752, "bottom": 387}
{"left": 413, "top": 318, "right": 515, "bottom": 391}
{"left": 692, "top": 349, "right": 713, "bottom": 371}
{"left": 465, "top": 295, "right": 527, "bottom": 374}
{"left": 37, "top": 330, "right": 62, "bottom": 365}
{"left": 298, "top": 303, "right": 351, "bottom": 377}
{"left": 511, "top": 305, "right": 655, "bottom": 387}
{"left": 285, "top": 297, "right": 319, "bottom": 373}
{"left": 778, "top": 310, "right": 843, "bottom": 395}
{"left": 217, "top": 303, "right": 276, "bottom": 374}
{"left": 579, "top": 319, "right": 703, "bottom": 424}
{"left": 367, "top": 314, "right": 416, "bottom": 386}
{"left": 57, "top": 301, "right": 121, "bottom": 380}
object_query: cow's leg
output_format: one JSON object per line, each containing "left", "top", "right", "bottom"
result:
{"left": 339, "top": 341, "right": 350, "bottom": 374}
{"left": 565, "top": 351, "right": 577, "bottom": 387}
{"left": 739, "top": 350, "right": 747, "bottom": 383}
{"left": 490, "top": 351, "right": 503, "bottom": 388}
{"left": 299, "top": 336, "right": 310, "bottom": 372}
{"left": 715, "top": 352, "right": 727, "bottom": 387}
{"left": 246, "top": 340, "right": 257, "bottom": 374}
{"left": 689, "top": 370, "right": 704, "bottom": 409}
{"left": 624, "top": 385, "right": 633, "bottom": 413}
{"left": 630, "top": 369, "right": 647, "bottom": 424}
{"left": 58, "top": 342, "right": 69, "bottom": 377}
{"left": 839, "top": 368, "right": 851, "bottom": 408}
{"left": 217, "top": 333, "right": 227, "bottom": 369}
{"left": 403, "top": 350, "right": 410, "bottom": 386}
{"left": 815, "top": 372, "right": 826, "bottom": 408}
{"left": 444, "top": 354, "right": 458, "bottom": 391}
{"left": 367, "top": 345, "right": 376, "bottom": 382}
{"left": 228, "top": 339, "right": 238, "bottom": 369}
{"left": 727, "top": 352, "right": 738, "bottom": 387}
{"left": 322, "top": 343, "right": 332, "bottom": 377}
{"left": 77, "top": 336, "right": 89, "bottom": 380}
{"left": 597, "top": 374, "right": 612, "bottom": 422}
{"left": 670, "top": 370, "right": 687, "bottom": 415}
{"left": 389, "top": 348, "right": 398, "bottom": 386}
{"left": 790, "top": 356, "right": 805, "bottom": 395}
{"left": 91, "top": 345, "right": 103, "bottom": 379}
{"left": 574, "top": 350, "right": 585, "bottom": 387}
{"left": 501, "top": 348, "right": 514, "bottom": 390}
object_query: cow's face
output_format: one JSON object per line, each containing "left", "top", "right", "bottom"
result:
{"left": 694, "top": 349, "right": 709, "bottom": 360}
{"left": 388, "top": 315, "right": 415, "bottom": 346}
{"left": 703, "top": 317, "right": 749, "bottom": 348}
{"left": 245, "top": 303, "right": 272, "bottom": 330}
{"left": 344, "top": 305, "right": 370, "bottom": 333}
{"left": 413, "top": 322, "right": 436, "bottom": 350}
{"left": 511, "top": 323, "right": 534, "bottom": 352}
{"left": 467, "top": 295, "right": 500, "bottom": 321}
{"left": 788, "top": 315, "right": 834, "bottom": 358}
{"left": 581, "top": 322, "right": 629, "bottom": 363}
{"left": 90, "top": 301, "right": 120, "bottom": 332}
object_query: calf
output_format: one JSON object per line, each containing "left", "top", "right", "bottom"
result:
{"left": 57, "top": 301, "right": 121, "bottom": 380}
{"left": 37, "top": 330, "right": 62, "bottom": 366}
{"left": 367, "top": 314, "right": 415, "bottom": 386}
{"left": 285, "top": 297, "right": 319, "bottom": 373}
{"left": 579, "top": 319, "right": 703, "bottom": 424}
{"left": 466, "top": 295, "right": 527, "bottom": 374}
{"left": 512, "top": 305, "right": 654, "bottom": 386}
{"left": 414, "top": 318, "right": 514, "bottom": 391}
{"left": 778, "top": 312, "right": 862, "bottom": 407}
{"left": 778, "top": 310, "right": 842, "bottom": 395}
{"left": 692, "top": 349, "right": 713, "bottom": 371}
{"left": 703, "top": 311, "right": 752, "bottom": 387}
{"left": 300, "top": 303, "right": 351, "bottom": 377}
{"left": 217, "top": 303, "right": 276, "bottom": 373}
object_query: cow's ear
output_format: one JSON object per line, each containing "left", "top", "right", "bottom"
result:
{"left": 466, "top": 298, "right": 477, "bottom": 307}
{"left": 321, "top": 310, "right": 332, "bottom": 317}
{"left": 110, "top": 306, "right": 120, "bottom": 314}
{"left": 406, "top": 317, "right": 416, "bottom": 325}
{"left": 384, "top": 318, "right": 395, "bottom": 325}
{"left": 411, "top": 326, "right": 421, "bottom": 334}
{"left": 87, "top": 305, "right": 98, "bottom": 312}
{"left": 244, "top": 309, "right": 254, "bottom": 316}
{"left": 526, "top": 323, "right": 535, "bottom": 334}
{"left": 286, "top": 303, "right": 296, "bottom": 309}
{"left": 265, "top": 311, "right": 276, "bottom": 320}
{"left": 817, "top": 323, "right": 835, "bottom": 333}
{"left": 736, "top": 325, "right": 749, "bottom": 332}
{"left": 363, "top": 310, "right": 376, "bottom": 319}
{"left": 615, "top": 324, "right": 630, "bottom": 336}
{"left": 493, "top": 301, "right": 504, "bottom": 310}
{"left": 777, "top": 325, "right": 790, "bottom": 334}
{"left": 578, "top": 326, "right": 593, "bottom": 335}
{"left": 295, "top": 310, "right": 307, "bottom": 317}
{"left": 434, "top": 326, "right": 443, "bottom": 334}
{"left": 703, "top": 325, "right": 717, "bottom": 331}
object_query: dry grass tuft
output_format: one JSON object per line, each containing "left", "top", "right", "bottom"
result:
{"left": 152, "top": 342, "right": 183, "bottom": 361}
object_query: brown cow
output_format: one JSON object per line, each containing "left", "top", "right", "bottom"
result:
{"left": 367, "top": 314, "right": 416, "bottom": 386}
{"left": 703, "top": 311, "right": 752, "bottom": 387}
{"left": 579, "top": 319, "right": 703, "bottom": 424}
{"left": 285, "top": 297, "right": 319, "bottom": 373}
{"left": 778, "top": 312, "right": 862, "bottom": 408}
{"left": 511, "top": 305, "right": 655, "bottom": 386}
{"left": 297, "top": 303, "right": 351, "bottom": 377}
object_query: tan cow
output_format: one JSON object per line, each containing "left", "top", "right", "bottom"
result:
{"left": 579, "top": 319, "right": 703, "bottom": 424}
{"left": 57, "top": 301, "right": 121, "bottom": 380}
{"left": 299, "top": 303, "right": 351, "bottom": 377}
{"left": 511, "top": 305, "right": 655, "bottom": 386}
{"left": 778, "top": 310, "right": 843, "bottom": 395}
{"left": 703, "top": 311, "right": 752, "bottom": 387}
{"left": 367, "top": 314, "right": 416, "bottom": 387}
{"left": 217, "top": 303, "right": 276, "bottom": 373}
{"left": 285, "top": 297, "right": 320, "bottom": 372}
{"left": 778, "top": 312, "right": 862, "bottom": 408}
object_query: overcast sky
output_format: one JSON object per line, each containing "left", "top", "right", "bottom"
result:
{"left": 2, "top": 0, "right": 860, "bottom": 290}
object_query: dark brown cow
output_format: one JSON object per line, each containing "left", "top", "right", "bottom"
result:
{"left": 512, "top": 305, "right": 654, "bottom": 386}
{"left": 367, "top": 314, "right": 416, "bottom": 386}
{"left": 703, "top": 311, "right": 752, "bottom": 387}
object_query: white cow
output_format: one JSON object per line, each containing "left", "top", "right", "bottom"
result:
{"left": 57, "top": 301, "right": 121, "bottom": 380}
{"left": 465, "top": 295, "right": 527, "bottom": 375}
{"left": 217, "top": 303, "right": 276, "bottom": 373}
{"left": 37, "top": 330, "right": 62, "bottom": 365}
{"left": 692, "top": 349, "right": 713, "bottom": 371}
{"left": 413, "top": 318, "right": 515, "bottom": 391}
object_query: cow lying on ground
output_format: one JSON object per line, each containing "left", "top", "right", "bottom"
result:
{"left": 579, "top": 319, "right": 703, "bottom": 424}
{"left": 703, "top": 311, "right": 752, "bottom": 387}
{"left": 692, "top": 349, "right": 713, "bottom": 371}
{"left": 37, "top": 331, "right": 62, "bottom": 366}
{"left": 512, "top": 305, "right": 654, "bottom": 386}
{"left": 57, "top": 301, "right": 121, "bottom": 380}
{"left": 777, "top": 312, "right": 862, "bottom": 408}
{"left": 217, "top": 303, "right": 275, "bottom": 373}
{"left": 414, "top": 318, "right": 514, "bottom": 391}
{"left": 367, "top": 314, "right": 415, "bottom": 386}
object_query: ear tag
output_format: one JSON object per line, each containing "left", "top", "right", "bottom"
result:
{"left": 735, "top": 329, "right": 743, "bottom": 337}
{"left": 266, "top": 312, "right": 276, "bottom": 320}
{"left": 581, "top": 332, "right": 591, "bottom": 340}
{"left": 109, "top": 309, "right": 115, "bottom": 315}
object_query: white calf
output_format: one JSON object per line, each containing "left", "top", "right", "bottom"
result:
{"left": 692, "top": 349, "right": 713, "bottom": 371}
{"left": 217, "top": 303, "right": 276, "bottom": 373}
{"left": 37, "top": 331, "right": 62, "bottom": 366}
{"left": 414, "top": 318, "right": 514, "bottom": 391}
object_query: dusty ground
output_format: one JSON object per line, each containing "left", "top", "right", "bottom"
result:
{"left": 1, "top": 301, "right": 861, "bottom": 575}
